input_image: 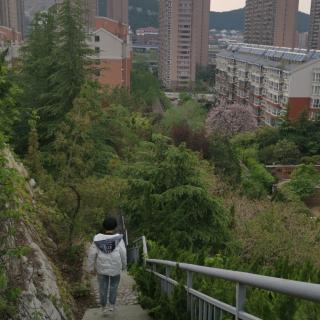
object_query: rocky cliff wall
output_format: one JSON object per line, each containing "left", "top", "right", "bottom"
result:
{"left": 1, "top": 148, "right": 74, "bottom": 320}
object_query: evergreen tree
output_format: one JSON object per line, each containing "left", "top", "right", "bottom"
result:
{"left": 17, "top": 10, "right": 58, "bottom": 150}
{"left": 21, "top": 10, "right": 58, "bottom": 112}
{"left": 48, "top": 0, "right": 93, "bottom": 127}
{"left": 50, "top": 83, "right": 100, "bottom": 183}
{"left": 20, "top": 1, "right": 93, "bottom": 144}
{"left": 122, "top": 135, "right": 229, "bottom": 256}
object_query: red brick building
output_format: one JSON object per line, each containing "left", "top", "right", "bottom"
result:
{"left": 89, "top": 17, "right": 132, "bottom": 89}
{"left": 0, "top": 25, "right": 22, "bottom": 43}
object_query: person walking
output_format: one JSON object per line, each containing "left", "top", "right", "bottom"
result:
{"left": 88, "top": 217, "right": 127, "bottom": 315}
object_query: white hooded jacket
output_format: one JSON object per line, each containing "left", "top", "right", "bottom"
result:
{"left": 88, "top": 233, "right": 127, "bottom": 276}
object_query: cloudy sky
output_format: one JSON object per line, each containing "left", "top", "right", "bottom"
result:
{"left": 211, "top": 0, "right": 311, "bottom": 13}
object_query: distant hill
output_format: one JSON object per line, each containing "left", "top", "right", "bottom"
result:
{"left": 129, "top": 0, "right": 159, "bottom": 31}
{"left": 209, "top": 9, "right": 245, "bottom": 31}
{"left": 210, "top": 8, "right": 310, "bottom": 33}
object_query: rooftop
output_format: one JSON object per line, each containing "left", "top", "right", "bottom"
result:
{"left": 217, "top": 43, "right": 320, "bottom": 71}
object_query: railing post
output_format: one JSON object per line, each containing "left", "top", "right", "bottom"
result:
{"left": 152, "top": 264, "right": 157, "bottom": 273}
{"left": 236, "top": 283, "right": 246, "bottom": 320}
{"left": 187, "top": 271, "right": 193, "bottom": 313}
{"left": 166, "top": 266, "right": 171, "bottom": 295}
{"left": 142, "top": 236, "right": 148, "bottom": 267}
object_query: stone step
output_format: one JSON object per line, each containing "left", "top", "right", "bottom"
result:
{"left": 83, "top": 272, "right": 150, "bottom": 320}
{"left": 82, "top": 305, "right": 151, "bottom": 320}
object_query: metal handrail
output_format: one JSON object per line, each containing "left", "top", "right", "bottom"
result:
{"left": 129, "top": 236, "right": 320, "bottom": 320}
{"left": 147, "top": 259, "right": 320, "bottom": 303}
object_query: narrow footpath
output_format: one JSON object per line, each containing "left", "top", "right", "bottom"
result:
{"left": 82, "top": 272, "right": 151, "bottom": 320}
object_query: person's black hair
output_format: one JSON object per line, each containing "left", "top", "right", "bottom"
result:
{"left": 103, "top": 217, "right": 118, "bottom": 231}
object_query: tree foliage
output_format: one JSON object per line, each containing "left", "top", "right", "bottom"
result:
{"left": 162, "top": 100, "right": 206, "bottom": 133}
{"left": 122, "top": 135, "right": 229, "bottom": 255}
{"left": 0, "top": 52, "right": 21, "bottom": 136}
{"left": 284, "top": 165, "right": 320, "bottom": 201}
{"left": 131, "top": 64, "right": 162, "bottom": 111}
{"left": 20, "top": 0, "right": 92, "bottom": 143}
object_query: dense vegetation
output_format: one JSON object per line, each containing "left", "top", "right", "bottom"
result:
{"left": 1, "top": 1, "right": 320, "bottom": 319}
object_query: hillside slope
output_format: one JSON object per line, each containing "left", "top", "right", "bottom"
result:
{"left": 1, "top": 146, "right": 74, "bottom": 319}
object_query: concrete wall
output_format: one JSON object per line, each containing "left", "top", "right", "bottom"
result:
{"left": 288, "top": 61, "right": 320, "bottom": 98}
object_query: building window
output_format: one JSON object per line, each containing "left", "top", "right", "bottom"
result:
{"left": 95, "top": 35, "right": 100, "bottom": 42}
{"left": 95, "top": 47, "right": 100, "bottom": 54}
{"left": 313, "top": 72, "right": 320, "bottom": 82}
{"left": 313, "top": 85, "right": 320, "bottom": 95}
{"left": 312, "top": 99, "right": 320, "bottom": 108}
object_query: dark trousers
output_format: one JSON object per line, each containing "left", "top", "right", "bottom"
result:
{"left": 98, "top": 274, "right": 121, "bottom": 306}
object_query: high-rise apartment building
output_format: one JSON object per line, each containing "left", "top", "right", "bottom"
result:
{"left": 159, "top": 0, "right": 210, "bottom": 90}
{"left": 309, "top": 0, "right": 320, "bottom": 49}
{"left": 0, "top": 0, "right": 25, "bottom": 38}
{"left": 97, "top": 0, "right": 128, "bottom": 24}
{"left": 215, "top": 43, "right": 320, "bottom": 126}
{"left": 244, "top": 0, "right": 298, "bottom": 47}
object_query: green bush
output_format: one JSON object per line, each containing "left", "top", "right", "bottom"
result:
{"left": 285, "top": 164, "right": 320, "bottom": 201}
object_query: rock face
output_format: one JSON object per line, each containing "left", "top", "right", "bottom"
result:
{"left": 2, "top": 149, "right": 74, "bottom": 320}
{"left": 17, "top": 228, "right": 69, "bottom": 320}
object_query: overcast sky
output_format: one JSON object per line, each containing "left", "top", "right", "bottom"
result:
{"left": 211, "top": 0, "right": 311, "bottom": 14}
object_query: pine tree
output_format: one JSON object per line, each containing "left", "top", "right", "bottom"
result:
{"left": 21, "top": 10, "right": 58, "bottom": 111}
{"left": 18, "top": 9, "right": 58, "bottom": 148}
{"left": 50, "top": 83, "right": 100, "bottom": 183}
{"left": 20, "top": 1, "right": 93, "bottom": 143}
{"left": 48, "top": 0, "right": 93, "bottom": 127}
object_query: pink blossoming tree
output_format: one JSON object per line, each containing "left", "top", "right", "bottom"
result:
{"left": 206, "top": 103, "right": 258, "bottom": 136}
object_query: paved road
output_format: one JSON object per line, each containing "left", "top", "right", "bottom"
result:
{"left": 82, "top": 272, "right": 151, "bottom": 320}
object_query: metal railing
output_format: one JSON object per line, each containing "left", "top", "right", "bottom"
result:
{"left": 127, "top": 236, "right": 148, "bottom": 266}
{"left": 129, "top": 236, "right": 320, "bottom": 320}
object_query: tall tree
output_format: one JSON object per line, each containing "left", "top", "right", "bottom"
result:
{"left": 16, "top": 10, "right": 58, "bottom": 151}
{"left": 48, "top": 0, "right": 93, "bottom": 126}
{"left": 20, "top": 1, "right": 92, "bottom": 144}
{"left": 20, "top": 10, "right": 58, "bottom": 112}
{"left": 50, "top": 83, "right": 100, "bottom": 183}
{"left": 122, "top": 135, "right": 229, "bottom": 255}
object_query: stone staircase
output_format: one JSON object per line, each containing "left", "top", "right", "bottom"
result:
{"left": 82, "top": 272, "right": 151, "bottom": 320}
